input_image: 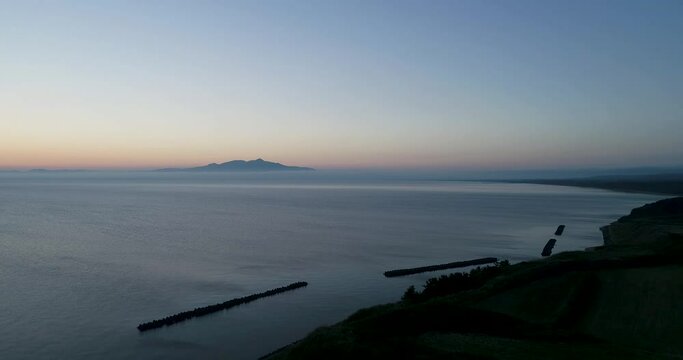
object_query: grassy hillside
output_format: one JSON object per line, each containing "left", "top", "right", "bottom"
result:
{"left": 264, "top": 198, "right": 683, "bottom": 359}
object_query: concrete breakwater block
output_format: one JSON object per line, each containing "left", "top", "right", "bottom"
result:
{"left": 542, "top": 239, "right": 557, "bottom": 257}
{"left": 384, "top": 257, "right": 498, "bottom": 278}
{"left": 555, "top": 225, "right": 566, "bottom": 236}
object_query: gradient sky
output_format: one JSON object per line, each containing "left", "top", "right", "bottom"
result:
{"left": 1, "top": 0, "right": 682, "bottom": 170}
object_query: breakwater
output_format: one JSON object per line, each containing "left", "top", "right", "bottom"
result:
{"left": 137, "top": 281, "right": 308, "bottom": 332}
{"left": 384, "top": 257, "right": 498, "bottom": 278}
{"left": 541, "top": 239, "right": 556, "bottom": 257}
{"left": 555, "top": 225, "right": 566, "bottom": 236}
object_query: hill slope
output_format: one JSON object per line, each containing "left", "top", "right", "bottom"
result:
{"left": 264, "top": 197, "right": 683, "bottom": 359}
{"left": 157, "top": 159, "right": 313, "bottom": 172}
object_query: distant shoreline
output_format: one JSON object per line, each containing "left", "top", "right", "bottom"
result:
{"left": 2, "top": 169, "right": 681, "bottom": 197}
{"left": 511, "top": 177, "right": 683, "bottom": 196}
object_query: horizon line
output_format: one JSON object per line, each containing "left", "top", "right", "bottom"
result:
{"left": 2, "top": 163, "right": 683, "bottom": 173}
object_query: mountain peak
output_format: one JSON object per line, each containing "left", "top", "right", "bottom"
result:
{"left": 157, "top": 159, "right": 314, "bottom": 172}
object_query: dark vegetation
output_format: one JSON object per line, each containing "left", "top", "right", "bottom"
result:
{"left": 267, "top": 248, "right": 683, "bottom": 359}
{"left": 265, "top": 197, "right": 683, "bottom": 359}
{"left": 137, "top": 281, "right": 308, "bottom": 332}
{"left": 622, "top": 196, "right": 683, "bottom": 220}
{"left": 402, "top": 261, "right": 510, "bottom": 302}
{"left": 384, "top": 257, "right": 498, "bottom": 277}
{"left": 261, "top": 303, "right": 591, "bottom": 360}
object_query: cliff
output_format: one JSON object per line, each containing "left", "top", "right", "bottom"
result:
{"left": 601, "top": 197, "right": 683, "bottom": 245}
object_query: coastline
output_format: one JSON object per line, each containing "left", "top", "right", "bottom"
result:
{"left": 263, "top": 194, "right": 683, "bottom": 359}
{"left": 510, "top": 176, "right": 683, "bottom": 196}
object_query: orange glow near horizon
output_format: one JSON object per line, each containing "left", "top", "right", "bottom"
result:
{"left": 2, "top": 137, "right": 675, "bottom": 171}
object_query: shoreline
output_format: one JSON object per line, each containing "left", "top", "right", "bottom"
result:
{"left": 509, "top": 177, "right": 683, "bottom": 196}
{"left": 263, "top": 196, "right": 683, "bottom": 359}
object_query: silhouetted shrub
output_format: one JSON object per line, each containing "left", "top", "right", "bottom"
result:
{"left": 384, "top": 257, "right": 497, "bottom": 277}
{"left": 401, "top": 286, "right": 418, "bottom": 302}
{"left": 402, "top": 261, "right": 510, "bottom": 302}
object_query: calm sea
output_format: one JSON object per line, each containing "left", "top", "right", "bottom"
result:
{"left": 0, "top": 172, "right": 661, "bottom": 359}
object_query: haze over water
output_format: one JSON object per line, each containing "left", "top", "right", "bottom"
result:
{"left": 0, "top": 172, "right": 660, "bottom": 359}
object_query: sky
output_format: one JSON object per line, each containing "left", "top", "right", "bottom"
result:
{"left": 1, "top": 0, "right": 682, "bottom": 170}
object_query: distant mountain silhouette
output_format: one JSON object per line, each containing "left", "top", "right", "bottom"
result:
{"left": 27, "top": 168, "right": 86, "bottom": 173}
{"left": 157, "top": 159, "right": 314, "bottom": 172}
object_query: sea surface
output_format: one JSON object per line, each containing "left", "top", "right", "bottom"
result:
{"left": 0, "top": 172, "right": 662, "bottom": 359}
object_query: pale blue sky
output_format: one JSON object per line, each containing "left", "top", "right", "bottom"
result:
{"left": 1, "top": 0, "right": 682, "bottom": 169}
